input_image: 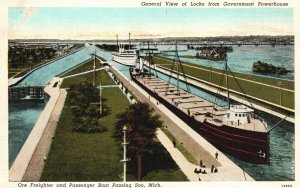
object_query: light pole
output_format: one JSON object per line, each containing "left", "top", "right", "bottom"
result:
{"left": 99, "top": 82, "right": 102, "bottom": 115}
{"left": 121, "top": 125, "right": 129, "bottom": 182}
{"left": 278, "top": 81, "right": 282, "bottom": 106}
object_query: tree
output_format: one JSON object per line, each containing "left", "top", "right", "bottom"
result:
{"left": 114, "top": 102, "right": 162, "bottom": 181}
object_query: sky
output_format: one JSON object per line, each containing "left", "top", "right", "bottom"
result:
{"left": 8, "top": 7, "right": 293, "bottom": 39}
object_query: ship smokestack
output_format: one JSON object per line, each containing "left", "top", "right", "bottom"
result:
{"left": 129, "top": 33, "right": 131, "bottom": 50}
{"left": 116, "top": 34, "right": 119, "bottom": 50}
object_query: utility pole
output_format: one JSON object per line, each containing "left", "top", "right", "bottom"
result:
{"left": 93, "top": 49, "right": 96, "bottom": 87}
{"left": 121, "top": 125, "right": 129, "bottom": 182}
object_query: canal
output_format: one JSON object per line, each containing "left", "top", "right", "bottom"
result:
{"left": 9, "top": 44, "right": 294, "bottom": 181}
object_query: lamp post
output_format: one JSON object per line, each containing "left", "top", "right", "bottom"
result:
{"left": 99, "top": 82, "right": 102, "bottom": 115}
{"left": 121, "top": 125, "right": 129, "bottom": 182}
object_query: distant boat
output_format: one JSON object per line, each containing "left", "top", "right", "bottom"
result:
{"left": 112, "top": 45, "right": 137, "bottom": 66}
{"left": 112, "top": 33, "right": 137, "bottom": 66}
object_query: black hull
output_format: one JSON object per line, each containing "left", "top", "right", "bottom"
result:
{"left": 131, "top": 72, "right": 270, "bottom": 164}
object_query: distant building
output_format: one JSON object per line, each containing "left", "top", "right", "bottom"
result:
{"left": 199, "top": 49, "right": 220, "bottom": 59}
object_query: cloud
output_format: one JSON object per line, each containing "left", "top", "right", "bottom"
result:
{"left": 21, "top": 7, "right": 38, "bottom": 25}
{"left": 15, "top": 7, "right": 39, "bottom": 29}
{"left": 10, "top": 7, "right": 39, "bottom": 39}
{"left": 24, "top": 7, "right": 38, "bottom": 18}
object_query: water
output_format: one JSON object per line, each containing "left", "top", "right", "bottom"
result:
{"left": 16, "top": 44, "right": 113, "bottom": 87}
{"left": 9, "top": 100, "right": 46, "bottom": 167}
{"left": 160, "top": 45, "right": 294, "bottom": 80}
{"left": 228, "top": 121, "right": 295, "bottom": 181}
{"left": 9, "top": 45, "right": 294, "bottom": 180}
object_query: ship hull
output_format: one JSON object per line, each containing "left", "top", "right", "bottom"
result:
{"left": 131, "top": 71, "right": 269, "bottom": 164}
{"left": 112, "top": 56, "right": 135, "bottom": 66}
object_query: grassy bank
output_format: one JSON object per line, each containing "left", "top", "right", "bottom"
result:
{"left": 41, "top": 69, "right": 187, "bottom": 181}
{"left": 152, "top": 56, "right": 294, "bottom": 110}
{"left": 40, "top": 88, "right": 129, "bottom": 181}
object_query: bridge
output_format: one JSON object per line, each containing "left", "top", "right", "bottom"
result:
{"left": 139, "top": 41, "right": 294, "bottom": 47}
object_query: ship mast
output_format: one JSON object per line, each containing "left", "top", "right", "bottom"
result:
{"left": 116, "top": 34, "right": 119, "bottom": 50}
{"left": 129, "top": 33, "right": 131, "bottom": 50}
{"left": 225, "top": 57, "right": 230, "bottom": 109}
{"left": 166, "top": 41, "right": 190, "bottom": 95}
{"left": 175, "top": 42, "right": 180, "bottom": 95}
{"left": 147, "top": 41, "right": 151, "bottom": 74}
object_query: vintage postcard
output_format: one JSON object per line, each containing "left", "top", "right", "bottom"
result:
{"left": 1, "top": 0, "right": 298, "bottom": 187}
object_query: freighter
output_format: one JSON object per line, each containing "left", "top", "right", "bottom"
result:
{"left": 129, "top": 47, "right": 270, "bottom": 164}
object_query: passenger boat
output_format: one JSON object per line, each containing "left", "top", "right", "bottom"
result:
{"left": 112, "top": 33, "right": 137, "bottom": 66}
{"left": 112, "top": 45, "right": 137, "bottom": 66}
{"left": 129, "top": 46, "right": 270, "bottom": 164}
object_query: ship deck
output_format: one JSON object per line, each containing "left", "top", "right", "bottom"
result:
{"left": 134, "top": 74, "right": 268, "bottom": 133}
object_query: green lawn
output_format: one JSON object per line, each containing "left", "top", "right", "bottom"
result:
{"left": 41, "top": 68, "right": 187, "bottom": 181}
{"left": 60, "top": 58, "right": 115, "bottom": 88}
{"left": 152, "top": 56, "right": 294, "bottom": 110}
{"left": 154, "top": 55, "right": 294, "bottom": 90}
{"left": 40, "top": 88, "right": 128, "bottom": 181}
{"left": 58, "top": 58, "right": 102, "bottom": 77}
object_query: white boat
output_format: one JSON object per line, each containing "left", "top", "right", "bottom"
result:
{"left": 112, "top": 44, "right": 137, "bottom": 66}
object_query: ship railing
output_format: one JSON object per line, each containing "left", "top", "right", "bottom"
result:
{"left": 251, "top": 113, "right": 268, "bottom": 131}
